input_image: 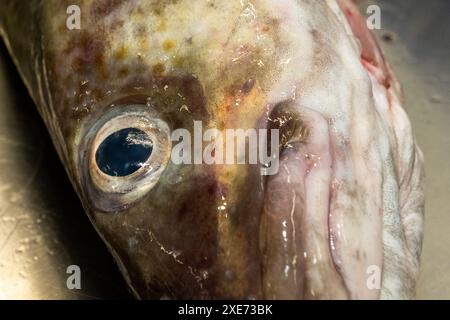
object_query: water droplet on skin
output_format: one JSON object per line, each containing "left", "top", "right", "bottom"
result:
{"left": 167, "top": 174, "right": 183, "bottom": 185}
{"left": 15, "top": 246, "right": 25, "bottom": 253}
{"left": 2, "top": 216, "right": 15, "bottom": 222}
{"left": 200, "top": 270, "right": 209, "bottom": 280}
{"left": 172, "top": 250, "right": 182, "bottom": 258}
{"left": 225, "top": 269, "right": 235, "bottom": 281}
{"left": 430, "top": 94, "right": 442, "bottom": 103}
{"left": 128, "top": 237, "right": 139, "bottom": 248}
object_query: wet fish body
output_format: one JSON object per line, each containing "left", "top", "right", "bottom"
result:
{"left": 0, "top": 0, "right": 425, "bottom": 299}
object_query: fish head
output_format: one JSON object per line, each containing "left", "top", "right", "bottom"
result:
{"left": 1, "top": 0, "right": 425, "bottom": 299}
{"left": 41, "top": 0, "right": 287, "bottom": 299}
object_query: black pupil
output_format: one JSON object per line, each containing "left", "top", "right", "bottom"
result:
{"left": 95, "top": 128, "right": 153, "bottom": 177}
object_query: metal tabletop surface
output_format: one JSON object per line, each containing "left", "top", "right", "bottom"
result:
{"left": 0, "top": 0, "right": 449, "bottom": 299}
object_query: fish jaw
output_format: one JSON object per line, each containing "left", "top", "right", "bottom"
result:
{"left": 0, "top": 0, "right": 425, "bottom": 299}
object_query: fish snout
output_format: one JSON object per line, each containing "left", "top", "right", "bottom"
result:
{"left": 203, "top": 163, "right": 266, "bottom": 299}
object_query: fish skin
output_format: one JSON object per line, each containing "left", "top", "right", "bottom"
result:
{"left": 0, "top": 0, "right": 424, "bottom": 299}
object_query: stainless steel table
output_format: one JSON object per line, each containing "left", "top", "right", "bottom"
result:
{"left": 0, "top": 0, "right": 448, "bottom": 299}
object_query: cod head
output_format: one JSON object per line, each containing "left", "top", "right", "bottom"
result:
{"left": 0, "top": 0, "right": 425, "bottom": 299}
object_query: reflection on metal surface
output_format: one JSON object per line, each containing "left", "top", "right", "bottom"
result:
{"left": 0, "top": 0, "right": 449, "bottom": 299}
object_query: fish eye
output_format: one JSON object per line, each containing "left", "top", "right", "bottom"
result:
{"left": 82, "top": 104, "right": 172, "bottom": 212}
{"left": 95, "top": 128, "right": 153, "bottom": 177}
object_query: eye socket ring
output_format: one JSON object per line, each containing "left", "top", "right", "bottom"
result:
{"left": 82, "top": 104, "right": 172, "bottom": 212}
{"left": 89, "top": 113, "right": 170, "bottom": 194}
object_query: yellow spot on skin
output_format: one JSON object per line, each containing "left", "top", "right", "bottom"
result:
{"left": 156, "top": 20, "right": 167, "bottom": 32}
{"left": 136, "top": 7, "right": 144, "bottom": 15}
{"left": 114, "top": 46, "right": 129, "bottom": 60}
{"left": 163, "top": 40, "right": 175, "bottom": 52}
{"left": 152, "top": 63, "right": 166, "bottom": 76}
{"left": 139, "top": 38, "right": 149, "bottom": 51}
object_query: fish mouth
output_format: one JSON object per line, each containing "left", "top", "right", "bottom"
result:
{"left": 259, "top": 102, "right": 387, "bottom": 300}
{"left": 259, "top": 104, "right": 349, "bottom": 299}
